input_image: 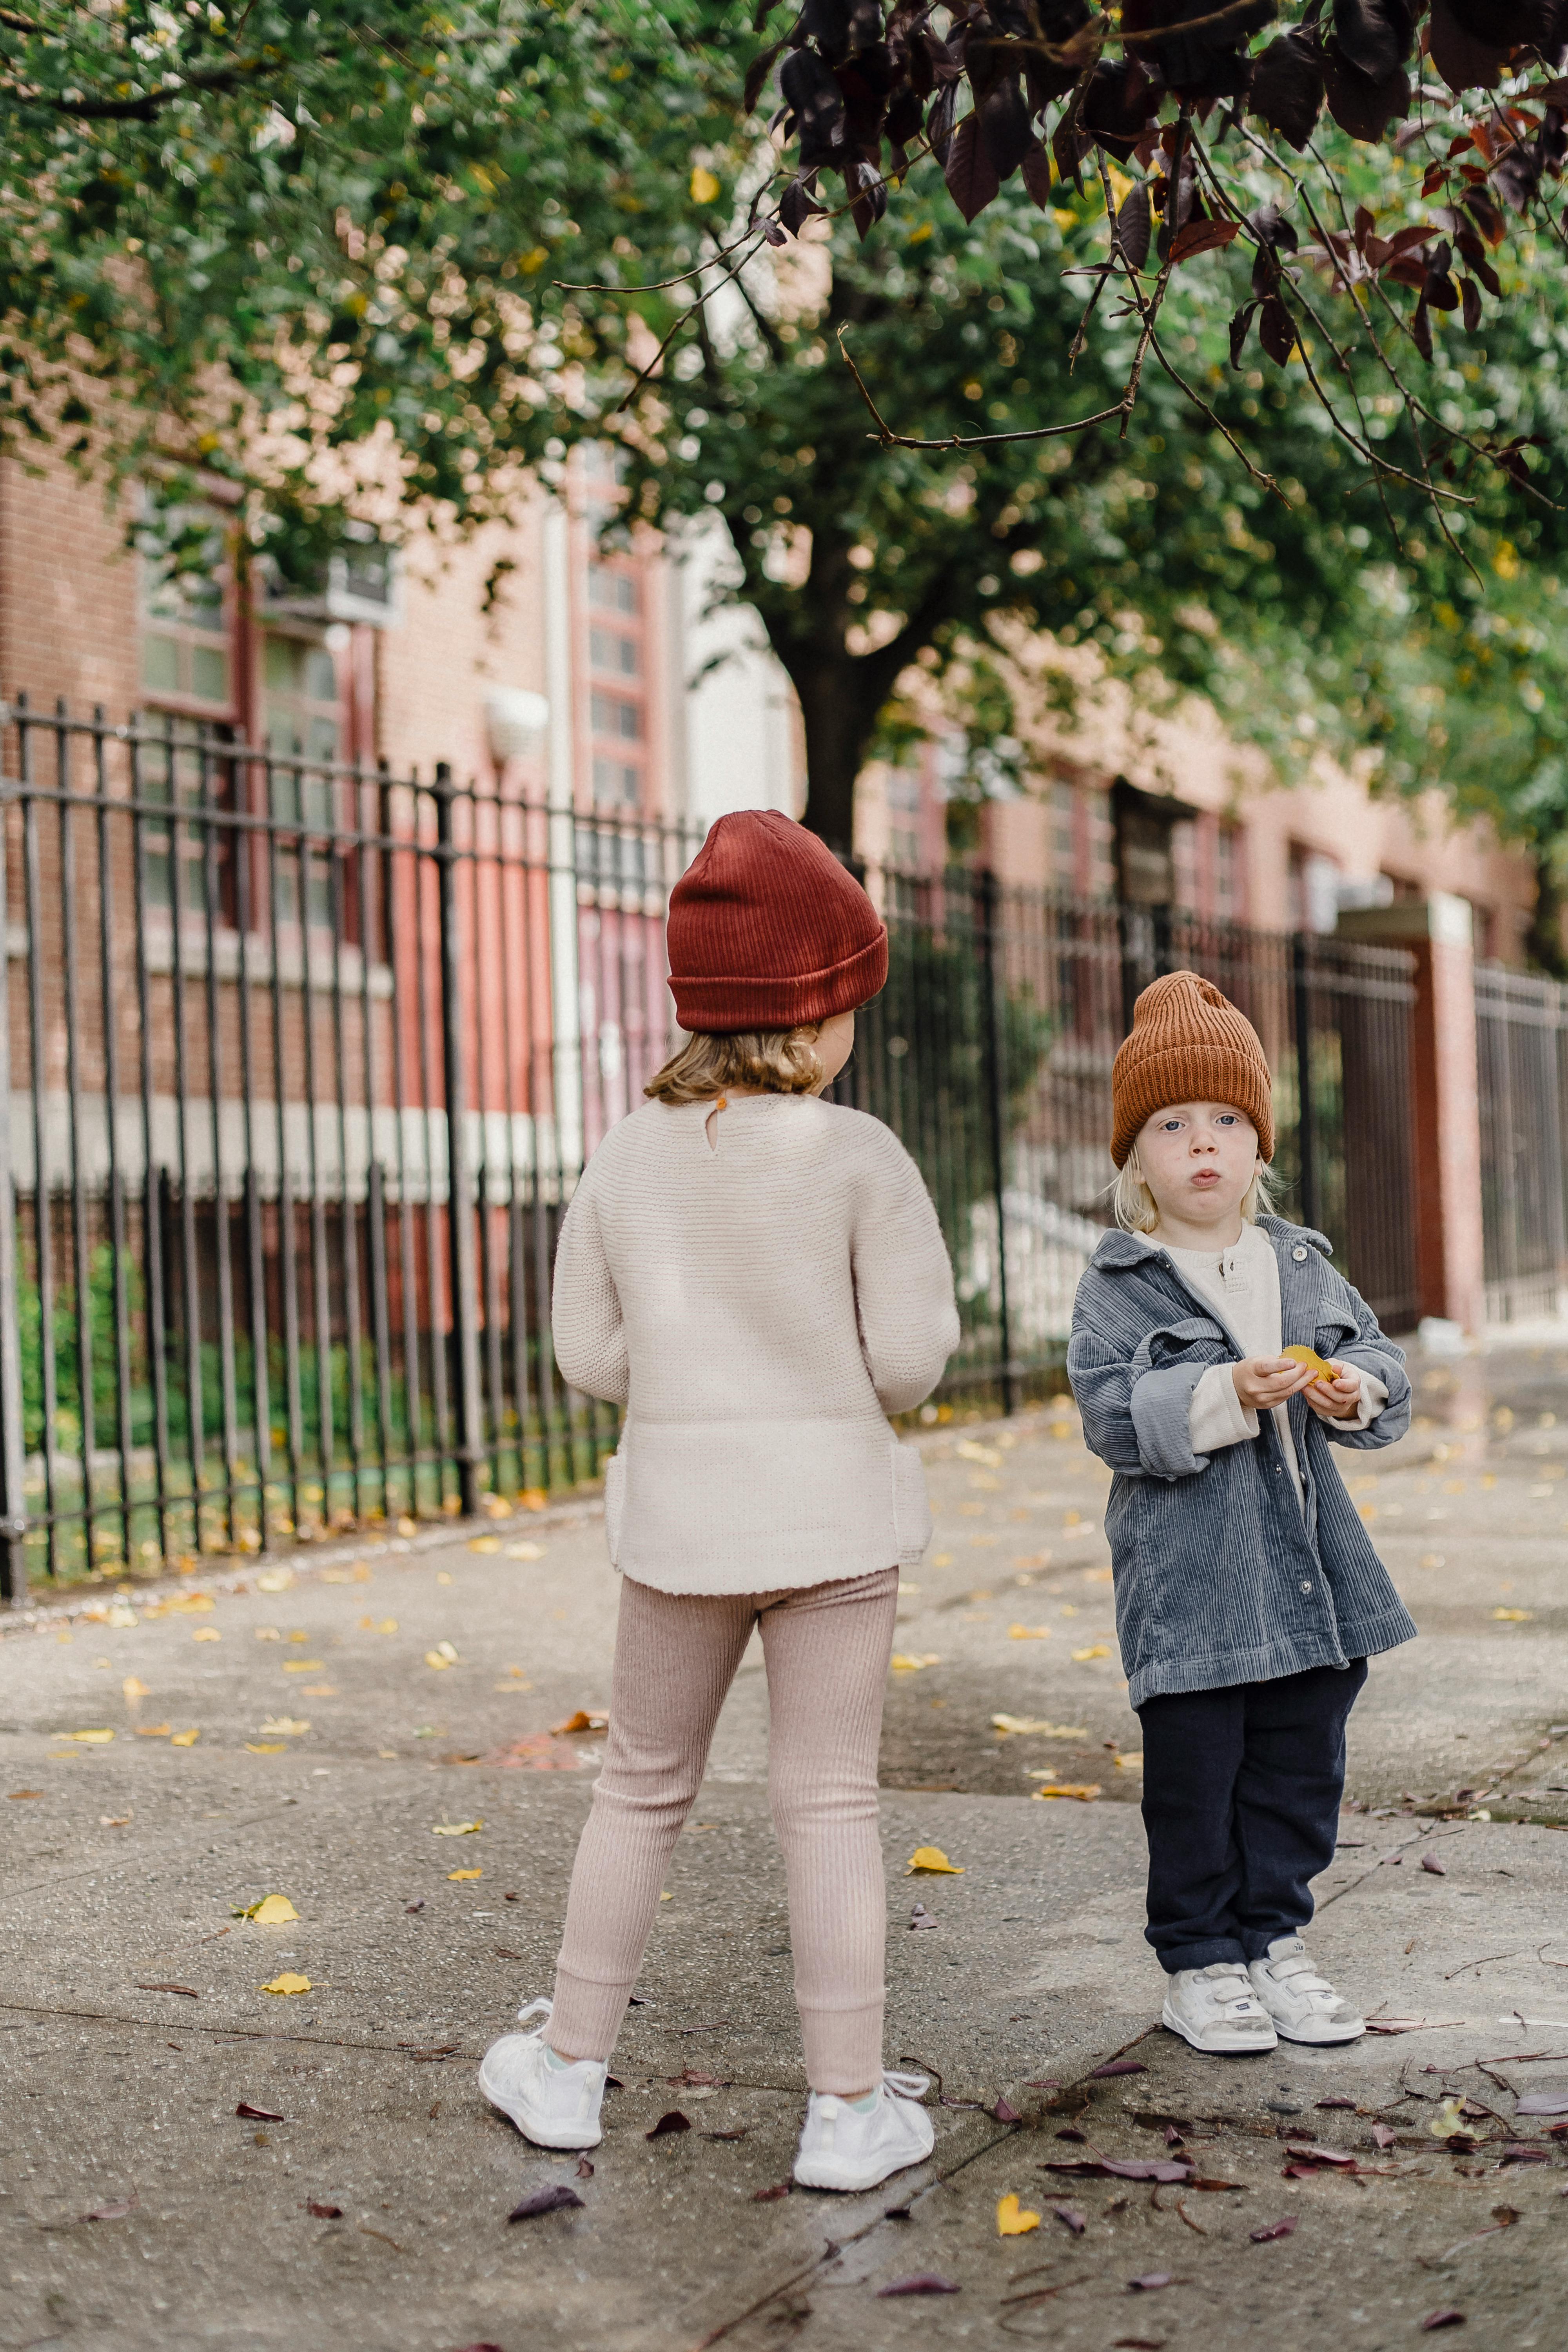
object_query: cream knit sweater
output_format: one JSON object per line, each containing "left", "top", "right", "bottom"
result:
{"left": 551, "top": 1093, "right": 960, "bottom": 1595}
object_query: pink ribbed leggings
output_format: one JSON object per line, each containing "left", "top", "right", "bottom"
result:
{"left": 546, "top": 1564, "right": 899, "bottom": 2095}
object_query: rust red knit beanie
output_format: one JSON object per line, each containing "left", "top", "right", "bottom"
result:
{"left": 1111, "top": 969, "right": 1275, "bottom": 1167}
{"left": 666, "top": 810, "right": 888, "bottom": 1034}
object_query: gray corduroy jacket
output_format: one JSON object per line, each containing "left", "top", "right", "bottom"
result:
{"left": 1067, "top": 1216, "right": 1417, "bottom": 1708}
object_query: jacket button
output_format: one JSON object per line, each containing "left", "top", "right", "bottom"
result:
{"left": 1292, "top": 1245, "right": 1308, "bottom": 1261}
{"left": 1300, "top": 1580, "right": 1312, "bottom": 1593}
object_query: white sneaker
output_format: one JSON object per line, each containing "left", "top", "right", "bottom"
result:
{"left": 478, "top": 1997, "right": 606, "bottom": 2149}
{"left": 1162, "top": 1962, "right": 1279, "bottom": 2054}
{"left": 793, "top": 2069, "right": 936, "bottom": 2192}
{"left": 1248, "top": 1936, "right": 1365, "bottom": 2044}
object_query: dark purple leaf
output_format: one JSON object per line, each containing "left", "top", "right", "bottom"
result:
{"left": 1410, "top": 296, "right": 1434, "bottom": 361}
{"left": 575, "top": 2157, "right": 595, "bottom": 2178}
{"left": 1322, "top": 51, "right": 1410, "bottom": 140}
{"left": 236, "top": 2103, "right": 286, "bottom": 2122}
{"left": 705, "top": 2127, "right": 749, "bottom": 2141}
{"left": 1421, "top": 1853, "right": 1447, "bottom": 1876}
{"left": 1170, "top": 218, "right": 1241, "bottom": 265}
{"left": 762, "top": 219, "right": 788, "bottom": 248}
{"left": 1250, "top": 2215, "right": 1299, "bottom": 2241}
{"left": 1499, "top": 2143, "right": 1550, "bottom": 2165}
{"left": 1041, "top": 2157, "right": 1193, "bottom": 2183}
{"left": 82, "top": 2200, "right": 135, "bottom": 2222}
{"left": 1316, "top": 2096, "right": 1357, "bottom": 2109}
{"left": 1020, "top": 140, "right": 1053, "bottom": 213}
{"left": 1129, "top": 2272, "right": 1175, "bottom": 2291}
{"left": 1284, "top": 2143, "right": 1357, "bottom": 2167}
{"left": 1052, "top": 2202, "right": 1087, "bottom": 2234}
{"left": 1188, "top": 2176, "right": 1248, "bottom": 2191}
{"left": 1228, "top": 303, "right": 1258, "bottom": 367}
{"left": 1516, "top": 2091, "right": 1568, "bottom": 2115}
{"left": 744, "top": 36, "right": 788, "bottom": 116}
{"left": 752, "top": 2180, "right": 792, "bottom": 2201}
{"left": 909, "top": 1903, "right": 938, "bottom": 1929}
{"left": 1089, "top": 2060, "right": 1149, "bottom": 2080}
{"left": 404, "top": 1900, "right": 425, "bottom": 1914}
{"left": 877, "top": 2275, "right": 960, "bottom": 2296}
{"left": 1083, "top": 57, "right": 1161, "bottom": 163}
{"left": 646, "top": 2110, "right": 691, "bottom": 2139}
{"left": 1250, "top": 31, "right": 1327, "bottom": 150}
{"left": 1420, "top": 2314, "right": 1466, "bottom": 2334}
{"left": 926, "top": 78, "right": 958, "bottom": 166}
{"left": 507, "top": 2185, "right": 584, "bottom": 2221}
{"left": 1429, "top": 0, "right": 1508, "bottom": 94}
{"left": 1259, "top": 294, "right": 1298, "bottom": 365}
{"left": 994, "top": 2096, "right": 1022, "bottom": 2123}
{"left": 780, "top": 46, "right": 845, "bottom": 160}
{"left": 305, "top": 2199, "right": 343, "bottom": 2218}
{"left": 1117, "top": 182, "right": 1152, "bottom": 271}
{"left": 136, "top": 1982, "right": 199, "bottom": 1997}
{"left": 1372, "top": 2124, "right": 1397, "bottom": 2150}
{"left": 980, "top": 76, "right": 1033, "bottom": 180}
{"left": 1332, "top": 0, "right": 1417, "bottom": 82}
{"left": 945, "top": 113, "right": 1001, "bottom": 223}
{"left": 449, "top": 2344, "right": 508, "bottom": 2351}
{"left": 779, "top": 176, "right": 826, "bottom": 236}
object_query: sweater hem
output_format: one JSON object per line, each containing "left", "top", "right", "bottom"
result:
{"left": 615, "top": 1554, "right": 904, "bottom": 1599}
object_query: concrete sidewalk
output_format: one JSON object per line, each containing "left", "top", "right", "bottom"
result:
{"left": 2, "top": 1336, "right": 1566, "bottom": 2351}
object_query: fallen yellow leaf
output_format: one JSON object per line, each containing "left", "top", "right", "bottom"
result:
{"left": 519, "top": 1488, "right": 549, "bottom": 1511}
{"left": 890, "top": 1653, "right": 941, "bottom": 1672}
{"left": 122, "top": 1676, "right": 150, "bottom": 1700}
{"left": 256, "top": 1570, "right": 294, "bottom": 1593}
{"left": 136, "top": 1723, "right": 172, "bottom": 1738}
{"left": 242, "top": 1894, "right": 299, "bottom": 1924}
{"left": 1115, "top": 1752, "right": 1144, "bottom": 1771}
{"left": 907, "top": 1846, "right": 963, "bottom": 1875}
{"left": 1429, "top": 2095, "right": 1467, "bottom": 2139}
{"left": 507, "top": 1541, "right": 545, "bottom": 1561}
{"left": 245, "top": 1742, "right": 287, "bottom": 1754}
{"left": 283, "top": 1659, "right": 323, "bottom": 1672}
{"left": 931, "top": 1552, "right": 953, "bottom": 1567}
{"left": 170, "top": 1729, "right": 200, "bottom": 1748}
{"left": 1031, "top": 1782, "right": 1102, "bottom": 1802}
{"left": 996, "top": 2193, "right": 1040, "bottom": 2237}
{"left": 991, "top": 1715, "right": 1087, "bottom": 1738}
{"left": 1072, "top": 1644, "right": 1111, "bottom": 1661}
{"left": 552, "top": 1710, "right": 608, "bottom": 1734}
{"left": 255, "top": 1627, "right": 281, "bottom": 1641}
{"left": 64, "top": 1729, "right": 114, "bottom": 1744}
{"left": 259, "top": 1718, "right": 310, "bottom": 1737}
{"left": 468, "top": 1536, "right": 501, "bottom": 1554}
{"left": 957, "top": 1440, "right": 1004, "bottom": 1468}
{"left": 1008, "top": 1626, "right": 1052, "bottom": 1641}
{"left": 425, "top": 1642, "right": 459, "bottom": 1670}
{"left": 299, "top": 1684, "right": 337, "bottom": 1697}
{"left": 192, "top": 1628, "right": 221, "bottom": 1642}
{"left": 261, "top": 1973, "right": 311, "bottom": 1996}
{"left": 432, "top": 1820, "right": 483, "bottom": 1836}
{"left": 448, "top": 1866, "right": 483, "bottom": 1881}
{"left": 362, "top": 1617, "right": 397, "bottom": 1633}
{"left": 1493, "top": 1608, "right": 1533, "bottom": 1621}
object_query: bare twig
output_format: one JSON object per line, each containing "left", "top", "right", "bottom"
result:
{"left": 835, "top": 325, "right": 1124, "bottom": 450}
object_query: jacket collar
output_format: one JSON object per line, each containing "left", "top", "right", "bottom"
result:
{"left": 1090, "top": 1215, "right": 1333, "bottom": 1272}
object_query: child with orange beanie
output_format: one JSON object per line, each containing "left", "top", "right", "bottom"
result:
{"left": 478, "top": 812, "right": 960, "bottom": 2189}
{"left": 1068, "top": 971, "right": 1416, "bottom": 2054}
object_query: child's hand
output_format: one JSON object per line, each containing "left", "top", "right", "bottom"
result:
{"left": 1303, "top": 1368, "right": 1363, "bottom": 1422}
{"left": 1232, "top": 1355, "right": 1320, "bottom": 1412}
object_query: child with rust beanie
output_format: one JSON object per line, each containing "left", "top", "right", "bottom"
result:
{"left": 1068, "top": 970, "right": 1416, "bottom": 2054}
{"left": 478, "top": 812, "right": 960, "bottom": 2189}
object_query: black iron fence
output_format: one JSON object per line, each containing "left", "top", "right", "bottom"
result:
{"left": 0, "top": 696, "right": 1423, "bottom": 1595}
{"left": 1475, "top": 964, "right": 1568, "bottom": 1323}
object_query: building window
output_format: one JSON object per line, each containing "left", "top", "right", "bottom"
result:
{"left": 1288, "top": 844, "right": 1342, "bottom": 935}
{"left": 1051, "top": 780, "right": 1078, "bottom": 889}
{"left": 587, "top": 561, "right": 648, "bottom": 811}
{"left": 1216, "top": 822, "right": 1243, "bottom": 921}
{"left": 140, "top": 516, "right": 235, "bottom": 716}
{"left": 140, "top": 717, "right": 236, "bottom": 922}
{"left": 264, "top": 633, "right": 343, "bottom": 929}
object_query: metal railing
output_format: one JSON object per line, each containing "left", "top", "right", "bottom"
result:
{"left": 1475, "top": 963, "right": 1568, "bottom": 1323}
{"left": 0, "top": 696, "right": 1424, "bottom": 1593}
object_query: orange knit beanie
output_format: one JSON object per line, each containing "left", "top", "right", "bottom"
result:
{"left": 1110, "top": 969, "right": 1275, "bottom": 1168}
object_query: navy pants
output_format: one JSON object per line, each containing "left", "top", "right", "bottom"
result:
{"left": 1136, "top": 1659, "right": 1368, "bottom": 1973}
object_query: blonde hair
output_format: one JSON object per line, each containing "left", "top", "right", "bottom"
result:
{"left": 645, "top": 1024, "right": 825, "bottom": 1105}
{"left": 1112, "top": 1148, "right": 1278, "bottom": 1234}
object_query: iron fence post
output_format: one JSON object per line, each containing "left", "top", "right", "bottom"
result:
{"left": 0, "top": 770, "right": 25, "bottom": 1601}
{"left": 978, "top": 867, "right": 1015, "bottom": 1416}
{"left": 435, "top": 764, "right": 484, "bottom": 1516}
{"left": 1292, "top": 931, "right": 1319, "bottom": 1234}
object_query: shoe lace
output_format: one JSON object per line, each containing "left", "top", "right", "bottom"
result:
{"left": 881, "top": 2069, "right": 931, "bottom": 2103}
{"left": 515, "top": 1996, "right": 554, "bottom": 2029}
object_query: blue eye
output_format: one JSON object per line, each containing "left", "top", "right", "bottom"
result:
{"left": 1217, "top": 1114, "right": 1237, "bottom": 1126}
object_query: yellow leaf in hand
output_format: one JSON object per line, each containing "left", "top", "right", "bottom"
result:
{"left": 1281, "top": 1343, "right": 1337, "bottom": 1383}
{"left": 448, "top": 1866, "right": 483, "bottom": 1881}
{"left": 996, "top": 2193, "right": 1041, "bottom": 2237}
{"left": 261, "top": 1973, "right": 311, "bottom": 1996}
{"left": 906, "top": 1846, "right": 963, "bottom": 1875}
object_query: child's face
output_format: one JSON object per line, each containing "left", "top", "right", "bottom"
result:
{"left": 1134, "top": 1101, "right": 1260, "bottom": 1233}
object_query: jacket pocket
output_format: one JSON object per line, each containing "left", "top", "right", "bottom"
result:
{"left": 603, "top": 1450, "right": 626, "bottom": 1569}
{"left": 890, "top": 1439, "right": 933, "bottom": 1562}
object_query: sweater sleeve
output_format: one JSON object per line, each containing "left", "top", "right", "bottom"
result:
{"left": 852, "top": 1134, "right": 960, "bottom": 1415}
{"left": 550, "top": 1177, "right": 630, "bottom": 1407}
{"left": 1189, "top": 1361, "right": 1259, "bottom": 1453}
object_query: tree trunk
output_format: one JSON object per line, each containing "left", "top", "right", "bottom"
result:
{"left": 792, "top": 659, "right": 879, "bottom": 857}
{"left": 1528, "top": 842, "right": 1568, "bottom": 978}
